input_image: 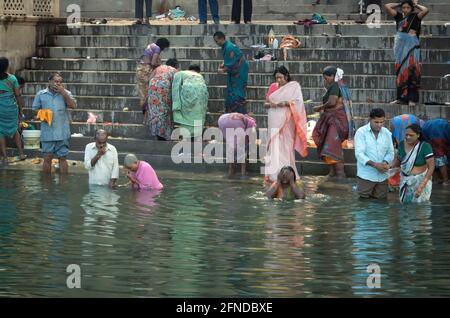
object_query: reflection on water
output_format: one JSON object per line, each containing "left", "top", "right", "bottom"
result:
{"left": 0, "top": 169, "right": 449, "bottom": 297}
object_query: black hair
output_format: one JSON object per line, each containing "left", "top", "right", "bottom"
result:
{"left": 0, "top": 57, "right": 9, "bottom": 80}
{"left": 279, "top": 166, "right": 296, "bottom": 182}
{"left": 401, "top": 0, "right": 415, "bottom": 10}
{"left": 48, "top": 72, "right": 63, "bottom": 81}
{"left": 188, "top": 64, "right": 201, "bottom": 73}
{"left": 406, "top": 123, "right": 424, "bottom": 141}
{"left": 273, "top": 66, "right": 291, "bottom": 82}
{"left": 166, "top": 58, "right": 179, "bottom": 69}
{"left": 213, "top": 31, "right": 226, "bottom": 39}
{"left": 156, "top": 38, "right": 170, "bottom": 51}
{"left": 16, "top": 75, "right": 25, "bottom": 86}
{"left": 322, "top": 65, "right": 338, "bottom": 77}
{"left": 369, "top": 108, "right": 385, "bottom": 119}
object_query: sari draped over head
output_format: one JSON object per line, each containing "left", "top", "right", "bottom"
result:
{"left": 265, "top": 81, "right": 308, "bottom": 182}
{"left": 394, "top": 15, "right": 422, "bottom": 103}
{"left": 218, "top": 112, "right": 257, "bottom": 163}
{"left": 399, "top": 141, "right": 432, "bottom": 204}
{"left": 172, "top": 70, "right": 209, "bottom": 137}
{"left": 0, "top": 75, "right": 19, "bottom": 138}
{"left": 312, "top": 68, "right": 354, "bottom": 164}
{"left": 146, "top": 65, "right": 178, "bottom": 140}
{"left": 222, "top": 40, "right": 249, "bottom": 114}
{"left": 391, "top": 114, "right": 423, "bottom": 145}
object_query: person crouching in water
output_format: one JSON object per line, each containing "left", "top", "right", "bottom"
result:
{"left": 124, "top": 153, "right": 163, "bottom": 191}
{"left": 266, "top": 166, "right": 305, "bottom": 200}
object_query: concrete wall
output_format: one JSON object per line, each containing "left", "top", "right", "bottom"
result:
{"left": 0, "top": 17, "right": 63, "bottom": 73}
{"left": 58, "top": 0, "right": 201, "bottom": 19}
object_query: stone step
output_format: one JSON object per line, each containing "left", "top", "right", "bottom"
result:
{"left": 22, "top": 83, "right": 450, "bottom": 103}
{"left": 212, "top": 13, "right": 450, "bottom": 21}
{"left": 26, "top": 58, "right": 450, "bottom": 76}
{"left": 53, "top": 24, "right": 450, "bottom": 37}
{"left": 65, "top": 136, "right": 357, "bottom": 164}
{"left": 35, "top": 47, "right": 450, "bottom": 63}
{"left": 52, "top": 150, "right": 358, "bottom": 177}
{"left": 19, "top": 70, "right": 450, "bottom": 90}
{"left": 20, "top": 97, "right": 450, "bottom": 119}
{"left": 45, "top": 34, "right": 450, "bottom": 50}
{"left": 217, "top": 3, "right": 450, "bottom": 15}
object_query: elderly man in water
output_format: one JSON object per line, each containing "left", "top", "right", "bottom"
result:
{"left": 84, "top": 129, "right": 119, "bottom": 189}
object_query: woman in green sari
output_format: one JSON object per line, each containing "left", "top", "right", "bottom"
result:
{"left": 172, "top": 65, "right": 209, "bottom": 138}
{"left": 0, "top": 57, "right": 26, "bottom": 165}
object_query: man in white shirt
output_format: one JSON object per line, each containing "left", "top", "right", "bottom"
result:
{"left": 354, "top": 108, "right": 395, "bottom": 199}
{"left": 84, "top": 129, "right": 119, "bottom": 189}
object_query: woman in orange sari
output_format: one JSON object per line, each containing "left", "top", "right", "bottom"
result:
{"left": 264, "top": 66, "right": 308, "bottom": 183}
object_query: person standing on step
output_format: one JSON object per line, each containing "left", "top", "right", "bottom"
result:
{"left": 172, "top": 64, "right": 209, "bottom": 139}
{"left": 198, "top": 0, "right": 220, "bottom": 24}
{"left": 312, "top": 66, "right": 355, "bottom": 180}
{"left": 0, "top": 57, "right": 27, "bottom": 166}
{"left": 137, "top": 38, "right": 170, "bottom": 124}
{"left": 146, "top": 59, "right": 179, "bottom": 141}
{"left": 84, "top": 129, "right": 119, "bottom": 189}
{"left": 135, "top": 0, "right": 153, "bottom": 25}
{"left": 354, "top": 108, "right": 395, "bottom": 199}
{"left": 231, "top": 0, "right": 253, "bottom": 24}
{"left": 32, "top": 72, "right": 76, "bottom": 174}
{"left": 214, "top": 31, "right": 249, "bottom": 114}
{"left": 385, "top": 1, "right": 429, "bottom": 107}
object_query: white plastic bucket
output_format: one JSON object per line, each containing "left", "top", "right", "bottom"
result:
{"left": 22, "top": 130, "right": 41, "bottom": 150}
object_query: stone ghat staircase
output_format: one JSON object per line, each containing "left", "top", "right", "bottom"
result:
{"left": 177, "top": 0, "right": 450, "bottom": 22}
{"left": 18, "top": 22, "right": 450, "bottom": 176}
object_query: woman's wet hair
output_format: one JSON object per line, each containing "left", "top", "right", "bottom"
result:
{"left": 166, "top": 58, "right": 179, "bottom": 69}
{"left": 0, "top": 57, "right": 9, "bottom": 80}
{"left": 273, "top": 66, "right": 291, "bottom": 82}
{"left": 279, "top": 166, "right": 296, "bottom": 182}
{"left": 156, "top": 38, "right": 170, "bottom": 51}
{"left": 406, "top": 123, "right": 424, "bottom": 141}
{"left": 322, "top": 65, "right": 338, "bottom": 77}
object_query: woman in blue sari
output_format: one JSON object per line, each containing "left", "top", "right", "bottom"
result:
{"left": 0, "top": 57, "right": 26, "bottom": 166}
{"left": 385, "top": 1, "right": 429, "bottom": 106}
{"left": 214, "top": 31, "right": 249, "bottom": 114}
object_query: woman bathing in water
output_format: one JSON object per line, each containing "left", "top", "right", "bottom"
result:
{"left": 265, "top": 166, "right": 306, "bottom": 200}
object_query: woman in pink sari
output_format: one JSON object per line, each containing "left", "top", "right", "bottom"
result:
{"left": 264, "top": 66, "right": 308, "bottom": 183}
